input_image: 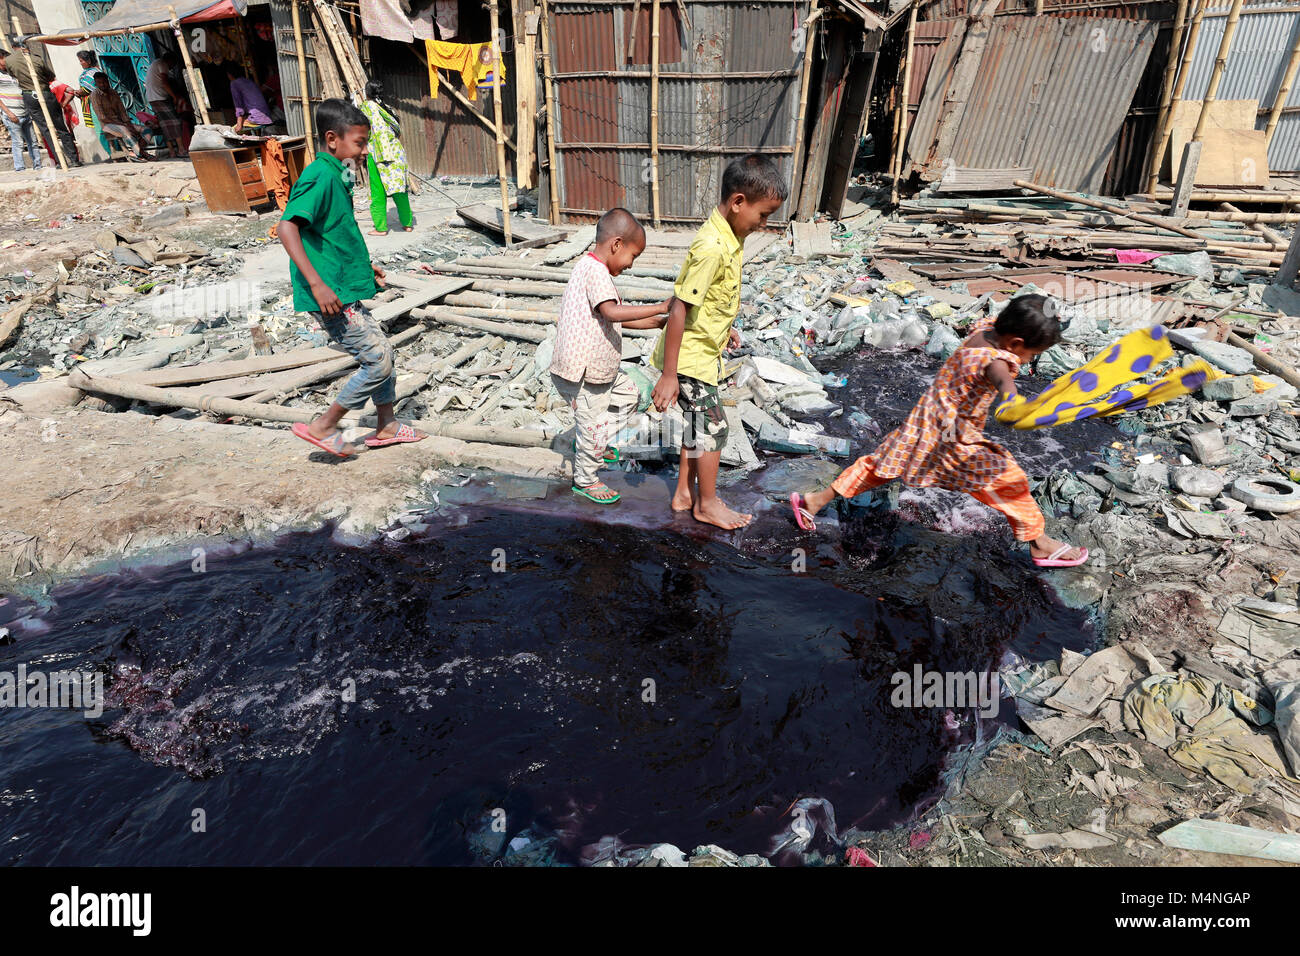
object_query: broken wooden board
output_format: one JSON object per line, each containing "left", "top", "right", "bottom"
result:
{"left": 367, "top": 275, "right": 475, "bottom": 325}
{"left": 1169, "top": 100, "right": 1265, "bottom": 186}
{"left": 114, "top": 346, "right": 349, "bottom": 388}
{"left": 456, "top": 203, "right": 565, "bottom": 249}
{"left": 540, "top": 225, "right": 596, "bottom": 265}
{"left": 1187, "top": 129, "right": 1271, "bottom": 188}
{"left": 790, "top": 220, "right": 836, "bottom": 258}
{"left": 872, "top": 259, "right": 976, "bottom": 308}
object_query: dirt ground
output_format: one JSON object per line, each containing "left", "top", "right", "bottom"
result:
{"left": 0, "top": 403, "right": 565, "bottom": 595}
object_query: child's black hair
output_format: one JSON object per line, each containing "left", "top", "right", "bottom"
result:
{"left": 315, "top": 98, "right": 369, "bottom": 140}
{"left": 595, "top": 207, "right": 644, "bottom": 245}
{"left": 994, "top": 294, "right": 1062, "bottom": 350}
{"left": 721, "top": 154, "right": 789, "bottom": 204}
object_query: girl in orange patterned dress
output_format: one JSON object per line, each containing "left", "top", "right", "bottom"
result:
{"left": 790, "top": 294, "right": 1088, "bottom": 568}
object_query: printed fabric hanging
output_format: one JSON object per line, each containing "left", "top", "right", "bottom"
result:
{"left": 993, "top": 324, "right": 1219, "bottom": 430}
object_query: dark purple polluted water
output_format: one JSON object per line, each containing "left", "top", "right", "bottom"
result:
{"left": 0, "top": 466, "right": 1097, "bottom": 866}
{"left": 0, "top": 347, "right": 1113, "bottom": 866}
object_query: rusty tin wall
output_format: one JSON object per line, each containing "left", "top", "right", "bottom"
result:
{"left": 906, "top": 14, "right": 1156, "bottom": 194}
{"left": 548, "top": 0, "right": 808, "bottom": 223}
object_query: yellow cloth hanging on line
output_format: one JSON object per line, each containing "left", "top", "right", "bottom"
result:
{"left": 993, "top": 324, "right": 1219, "bottom": 429}
{"left": 425, "top": 40, "right": 503, "bottom": 102}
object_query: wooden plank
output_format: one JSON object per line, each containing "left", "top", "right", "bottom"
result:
{"left": 934, "top": 166, "right": 1034, "bottom": 193}
{"left": 790, "top": 220, "right": 835, "bottom": 258}
{"left": 541, "top": 225, "right": 596, "bottom": 264}
{"left": 1170, "top": 141, "right": 1202, "bottom": 217}
{"left": 116, "top": 347, "right": 350, "bottom": 388}
{"left": 1191, "top": 129, "right": 1270, "bottom": 188}
{"left": 367, "top": 276, "right": 475, "bottom": 324}
{"left": 456, "top": 202, "right": 565, "bottom": 248}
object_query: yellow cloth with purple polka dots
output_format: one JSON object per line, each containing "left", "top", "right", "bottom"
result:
{"left": 993, "top": 324, "right": 1219, "bottom": 430}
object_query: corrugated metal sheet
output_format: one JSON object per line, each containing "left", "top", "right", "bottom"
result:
{"left": 550, "top": 0, "right": 808, "bottom": 222}
{"left": 907, "top": 15, "right": 1156, "bottom": 194}
{"left": 1181, "top": 3, "right": 1300, "bottom": 173}
{"left": 270, "top": 0, "right": 328, "bottom": 139}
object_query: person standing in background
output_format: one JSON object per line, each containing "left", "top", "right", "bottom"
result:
{"left": 145, "top": 51, "right": 189, "bottom": 157}
{"left": 0, "top": 47, "right": 41, "bottom": 172}
{"left": 357, "top": 80, "right": 413, "bottom": 235}
{"left": 5, "top": 38, "right": 81, "bottom": 168}
{"left": 76, "top": 49, "right": 112, "bottom": 158}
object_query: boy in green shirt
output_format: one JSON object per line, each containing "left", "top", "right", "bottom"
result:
{"left": 279, "top": 98, "right": 425, "bottom": 457}
{"left": 650, "top": 154, "right": 787, "bottom": 529}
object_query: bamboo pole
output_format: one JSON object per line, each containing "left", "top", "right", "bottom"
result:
{"left": 890, "top": 2, "right": 918, "bottom": 206}
{"left": 67, "top": 369, "right": 554, "bottom": 447}
{"left": 788, "top": 2, "right": 822, "bottom": 215}
{"left": 290, "top": 0, "right": 315, "bottom": 153}
{"left": 1147, "top": 0, "right": 1190, "bottom": 190}
{"left": 489, "top": 0, "right": 513, "bottom": 245}
{"left": 1265, "top": 21, "right": 1300, "bottom": 145}
{"left": 1227, "top": 332, "right": 1300, "bottom": 387}
{"left": 12, "top": 22, "right": 70, "bottom": 170}
{"left": 1148, "top": 0, "right": 1206, "bottom": 193}
{"left": 169, "top": 7, "right": 210, "bottom": 125}
{"left": 513, "top": 0, "right": 537, "bottom": 189}
{"left": 1012, "top": 179, "right": 1284, "bottom": 262}
{"left": 650, "top": 0, "right": 662, "bottom": 229}
{"left": 1191, "top": 0, "right": 1246, "bottom": 143}
{"left": 539, "top": 0, "right": 562, "bottom": 224}
{"left": 414, "top": 308, "right": 548, "bottom": 343}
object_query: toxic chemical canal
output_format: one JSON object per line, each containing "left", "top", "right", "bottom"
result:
{"left": 0, "top": 351, "right": 1112, "bottom": 865}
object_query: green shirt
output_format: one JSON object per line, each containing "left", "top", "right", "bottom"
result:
{"left": 281, "top": 152, "right": 377, "bottom": 313}
{"left": 650, "top": 208, "right": 743, "bottom": 386}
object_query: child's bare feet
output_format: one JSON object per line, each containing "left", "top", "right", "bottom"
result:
{"left": 671, "top": 488, "right": 695, "bottom": 512}
{"left": 694, "top": 498, "right": 752, "bottom": 530}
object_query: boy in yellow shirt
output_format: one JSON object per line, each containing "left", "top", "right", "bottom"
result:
{"left": 650, "top": 154, "right": 787, "bottom": 529}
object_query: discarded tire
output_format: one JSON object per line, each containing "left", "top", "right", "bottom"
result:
{"left": 1230, "top": 475, "right": 1300, "bottom": 514}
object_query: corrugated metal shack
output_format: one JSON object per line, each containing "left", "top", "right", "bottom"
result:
{"left": 891, "top": 0, "right": 1300, "bottom": 199}
{"left": 542, "top": 0, "right": 886, "bottom": 225}
{"left": 898, "top": 3, "right": 1162, "bottom": 195}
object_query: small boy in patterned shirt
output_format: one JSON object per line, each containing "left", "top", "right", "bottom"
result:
{"left": 551, "top": 208, "right": 670, "bottom": 504}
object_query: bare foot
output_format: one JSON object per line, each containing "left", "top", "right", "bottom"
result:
{"left": 1030, "top": 536, "right": 1085, "bottom": 561}
{"left": 671, "top": 488, "right": 695, "bottom": 512}
{"left": 693, "top": 498, "right": 752, "bottom": 530}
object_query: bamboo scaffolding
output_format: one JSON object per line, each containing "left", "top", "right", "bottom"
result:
{"left": 1191, "top": 0, "right": 1246, "bottom": 143}
{"left": 1147, "top": 0, "right": 1190, "bottom": 189}
{"left": 290, "top": 0, "right": 314, "bottom": 153}
{"left": 12, "top": 21, "right": 69, "bottom": 169}
{"left": 650, "top": 0, "right": 663, "bottom": 229}
{"left": 890, "top": 2, "right": 918, "bottom": 206}
{"left": 1265, "top": 22, "right": 1300, "bottom": 145}
{"left": 788, "top": 2, "right": 822, "bottom": 215}
{"left": 489, "top": 0, "right": 513, "bottom": 244}
{"left": 169, "top": 6, "right": 210, "bottom": 125}
{"left": 1148, "top": 0, "right": 1206, "bottom": 193}
{"left": 539, "top": 0, "right": 562, "bottom": 224}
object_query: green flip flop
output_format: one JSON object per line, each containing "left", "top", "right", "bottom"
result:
{"left": 572, "top": 482, "right": 620, "bottom": 504}
{"left": 571, "top": 439, "right": 621, "bottom": 464}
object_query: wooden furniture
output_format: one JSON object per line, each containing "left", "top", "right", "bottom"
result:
{"left": 190, "top": 137, "right": 309, "bottom": 215}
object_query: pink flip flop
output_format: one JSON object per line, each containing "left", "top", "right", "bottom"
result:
{"left": 790, "top": 492, "right": 817, "bottom": 532}
{"left": 291, "top": 422, "right": 357, "bottom": 458}
{"left": 1032, "top": 544, "right": 1089, "bottom": 568}
{"left": 365, "top": 422, "right": 426, "bottom": 448}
